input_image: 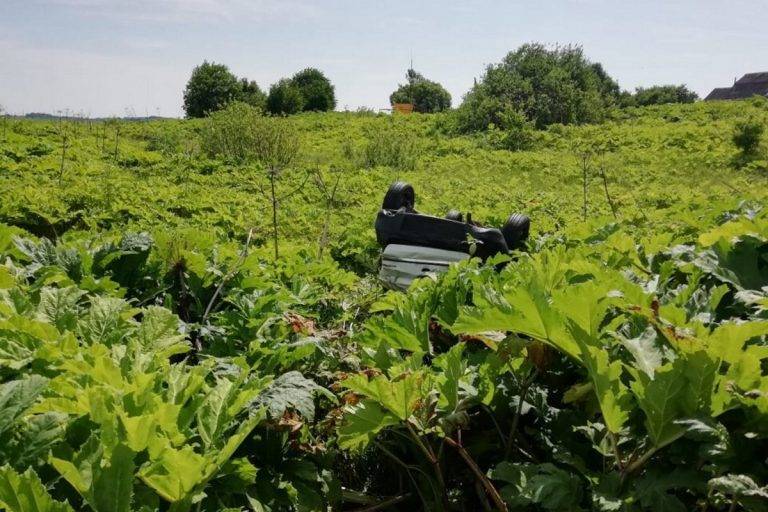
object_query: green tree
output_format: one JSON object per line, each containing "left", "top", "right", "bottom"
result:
{"left": 291, "top": 68, "right": 336, "bottom": 111}
{"left": 183, "top": 61, "right": 241, "bottom": 118}
{"left": 237, "top": 78, "right": 267, "bottom": 110}
{"left": 389, "top": 69, "right": 452, "bottom": 113}
{"left": 455, "top": 43, "right": 619, "bottom": 131}
{"left": 266, "top": 79, "right": 305, "bottom": 115}
{"left": 621, "top": 85, "right": 699, "bottom": 107}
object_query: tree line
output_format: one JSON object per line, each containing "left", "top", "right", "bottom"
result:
{"left": 183, "top": 44, "right": 699, "bottom": 131}
{"left": 183, "top": 62, "right": 337, "bottom": 117}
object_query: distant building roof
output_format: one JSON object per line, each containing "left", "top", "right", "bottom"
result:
{"left": 736, "top": 72, "right": 768, "bottom": 85}
{"left": 705, "top": 88, "right": 737, "bottom": 101}
{"left": 705, "top": 72, "right": 768, "bottom": 101}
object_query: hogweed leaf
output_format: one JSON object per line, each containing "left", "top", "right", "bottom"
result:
{"left": 337, "top": 400, "right": 399, "bottom": 451}
{"left": 0, "top": 375, "right": 48, "bottom": 435}
{"left": 568, "top": 321, "right": 632, "bottom": 433}
{"left": 0, "top": 465, "right": 74, "bottom": 512}
{"left": 256, "top": 371, "right": 336, "bottom": 421}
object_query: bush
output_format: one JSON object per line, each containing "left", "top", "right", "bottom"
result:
{"left": 455, "top": 43, "right": 619, "bottom": 131}
{"left": 362, "top": 123, "right": 420, "bottom": 170}
{"left": 291, "top": 68, "right": 336, "bottom": 112}
{"left": 146, "top": 126, "right": 184, "bottom": 155}
{"left": 733, "top": 118, "right": 764, "bottom": 156}
{"left": 26, "top": 141, "right": 54, "bottom": 157}
{"left": 621, "top": 85, "right": 699, "bottom": 107}
{"left": 485, "top": 110, "right": 535, "bottom": 151}
{"left": 267, "top": 79, "right": 305, "bottom": 115}
{"left": 389, "top": 69, "right": 451, "bottom": 113}
{"left": 201, "top": 101, "right": 299, "bottom": 171}
{"left": 183, "top": 61, "right": 242, "bottom": 118}
{"left": 200, "top": 102, "right": 264, "bottom": 163}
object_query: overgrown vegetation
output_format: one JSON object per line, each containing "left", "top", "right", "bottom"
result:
{"left": 1, "top": 98, "right": 768, "bottom": 511}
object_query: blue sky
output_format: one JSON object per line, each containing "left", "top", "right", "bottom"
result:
{"left": 1, "top": 0, "right": 767, "bottom": 117}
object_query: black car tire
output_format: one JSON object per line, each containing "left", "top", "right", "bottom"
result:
{"left": 502, "top": 213, "right": 531, "bottom": 249}
{"left": 445, "top": 209, "right": 463, "bottom": 222}
{"left": 382, "top": 182, "right": 415, "bottom": 211}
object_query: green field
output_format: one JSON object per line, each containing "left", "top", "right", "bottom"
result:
{"left": 0, "top": 99, "right": 767, "bottom": 511}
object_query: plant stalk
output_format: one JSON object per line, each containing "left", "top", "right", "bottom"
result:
{"left": 270, "top": 169, "right": 279, "bottom": 260}
{"left": 445, "top": 437, "right": 508, "bottom": 512}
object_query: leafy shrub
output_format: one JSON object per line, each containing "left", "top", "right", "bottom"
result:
{"left": 25, "top": 141, "right": 53, "bottom": 157}
{"left": 389, "top": 68, "right": 451, "bottom": 113}
{"left": 266, "top": 79, "right": 305, "bottom": 115}
{"left": 3, "top": 147, "right": 23, "bottom": 163}
{"left": 620, "top": 84, "right": 699, "bottom": 107}
{"left": 146, "top": 127, "right": 184, "bottom": 154}
{"left": 201, "top": 102, "right": 298, "bottom": 168}
{"left": 455, "top": 43, "right": 619, "bottom": 131}
{"left": 485, "top": 109, "right": 535, "bottom": 151}
{"left": 361, "top": 123, "right": 420, "bottom": 170}
{"left": 733, "top": 118, "right": 764, "bottom": 156}
{"left": 200, "top": 102, "right": 264, "bottom": 162}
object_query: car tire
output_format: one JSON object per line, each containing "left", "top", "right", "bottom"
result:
{"left": 382, "top": 182, "right": 415, "bottom": 211}
{"left": 502, "top": 213, "right": 530, "bottom": 249}
{"left": 445, "top": 209, "right": 463, "bottom": 222}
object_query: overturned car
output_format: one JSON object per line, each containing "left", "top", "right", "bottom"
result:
{"left": 375, "top": 182, "right": 530, "bottom": 290}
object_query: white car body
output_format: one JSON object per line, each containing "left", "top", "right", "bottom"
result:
{"left": 378, "top": 244, "right": 469, "bottom": 291}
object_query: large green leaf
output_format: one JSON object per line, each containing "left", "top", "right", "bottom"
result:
{"left": 705, "top": 321, "right": 768, "bottom": 364}
{"left": 0, "top": 267, "right": 14, "bottom": 289}
{"left": 0, "top": 465, "right": 74, "bottom": 512}
{"left": 568, "top": 322, "right": 632, "bottom": 433}
{"left": 0, "top": 317, "right": 59, "bottom": 370}
{"left": 433, "top": 343, "right": 467, "bottom": 412}
{"left": 133, "top": 306, "right": 188, "bottom": 359}
{"left": 196, "top": 373, "right": 268, "bottom": 448}
{"left": 359, "top": 315, "right": 427, "bottom": 354}
{"left": 709, "top": 474, "right": 768, "bottom": 500}
{"left": 0, "top": 412, "right": 68, "bottom": 468}
{"left": 360, "top": 287, "right": 436, "bottom": 354}
{"left": 629, "top": 360, "right": 687, "bottom": 447}
{"left": 78, "top": 296, "right": 136, "bottom": 347}
{"left": 0, "top": 375, "right": 48, "bottom": 435}
{"left": 256, "top": 371, "right": 336, "bottom": 421}
{"left": 91, "top": 443, "right": 135, "bottom": 512}
{"left": 491, "top": 462, "right": 582, "bottom": 511}
{"left": 196, "top": 378, "right": 237, "bottom": 448}
{"left": 616, "top": 326, "right": 664, "bottom": 379}
{"left": 454, "top": 285, "right": 577, "bottom": 357}
{"left": 633, "top": 468, "right": 706, "bottom": 512}
{"left": 337, "top": 400, "right": 400, "bottom": 451}
{"left": 341, "top": 371, "right": 428, "bottom": 421}
{"left": 138, "top": 444, "right": 206, "bottom": 503}
{"left": 35, "top": 286, "right": 85, "bottom": 333}
{"left": 51, "top": 436, "right": 135, "bottom": 512}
